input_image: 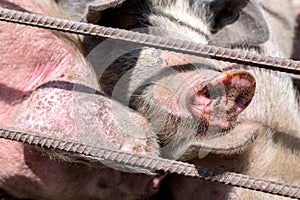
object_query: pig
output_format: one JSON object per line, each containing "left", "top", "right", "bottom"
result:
{"left": 85, "top": 0, "right": 262, "bottom": 160}
{"left": 0, "top": 0, "right": 298, "bottom": 199}
{"left": 0, "top": 0, "right": 167, "bottom": 199}
{"left": 82, "top": 0, "right": 300, "bottom": 199}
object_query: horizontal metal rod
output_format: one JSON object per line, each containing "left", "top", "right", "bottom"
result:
{"left": 0, "top": 8, "right": 299, "bottom": 74}
{"left": 0, "top": 126, "right": 299, "bottom": 199}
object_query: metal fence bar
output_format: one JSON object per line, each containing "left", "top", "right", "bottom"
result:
{"left": 0, "top": 8, "right": 299, "bottom": 74}
{"left": 0, "top": 126, "right": 299, "bottom": 199}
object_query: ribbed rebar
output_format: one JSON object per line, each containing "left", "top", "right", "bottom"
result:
{"left": 0, "top": 8, "right": 299, "bottom": 74}
{"left": 0, "top": 126, "right": 299, "bottom": 199}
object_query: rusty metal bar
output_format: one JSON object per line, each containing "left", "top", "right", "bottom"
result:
{"left": 0, "top": 8, "right": 299, "bottom": 74}
{"left": 0, "top": 126, "right": 299, "bottom": 199}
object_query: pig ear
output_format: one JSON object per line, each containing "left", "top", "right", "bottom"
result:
{"left": 208, "top": 0, "right": 269, "bottom": 47}
{"left": 86, "top": 0, "right": 127, "bottom": 23}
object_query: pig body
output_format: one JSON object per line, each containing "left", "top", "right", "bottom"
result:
{"left": 0, "top": 0, "right": 163, "bottom": 199}
{"left": 84, "top": 0, "right": 300, "bottom": 199}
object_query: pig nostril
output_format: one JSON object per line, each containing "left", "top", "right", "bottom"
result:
{"left": 98, "top": 180, "right": 109, "bottom": 188}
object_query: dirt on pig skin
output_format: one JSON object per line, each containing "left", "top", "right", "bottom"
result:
{"left": 0, "top": 0, "right": 163, "bottom": 199}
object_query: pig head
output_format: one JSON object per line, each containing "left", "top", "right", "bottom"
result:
{"left": 84, "top": 0, "right": 266, "bottom": 160}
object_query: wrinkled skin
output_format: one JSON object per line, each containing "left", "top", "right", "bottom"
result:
{"left": 0, "top": 0, "right": 163, "bottom": 199}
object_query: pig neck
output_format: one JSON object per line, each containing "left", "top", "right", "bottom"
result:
{"left": 243, "top": 0, "right": 300, "bottom": 134}
{"left": 0, "top": 0, "right": 90, "bottom": 92}
{"left": 0, "top": 3, "right": 96, "bottom": 125}
{"left": 238, "top": 67, "right": 300, "bottom": 135}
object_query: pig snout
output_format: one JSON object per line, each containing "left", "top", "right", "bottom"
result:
{"left": 153, "top": 69, "right": 256, "bottom": 133}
